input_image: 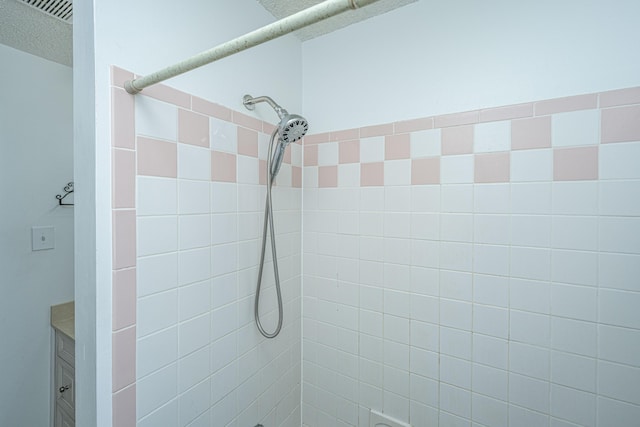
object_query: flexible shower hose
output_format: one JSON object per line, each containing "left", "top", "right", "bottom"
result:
{"left": 254, "top": 129, "right": 284, "bottom": 338}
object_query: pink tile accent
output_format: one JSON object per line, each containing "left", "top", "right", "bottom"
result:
{"left": 142, "top": 83, "right": 191, "bottom": 108}
{"left": 318, "top": 166, "right": 338, "bottom": 187}
{"left": 178, "top": 109, "right": 209, "bottom": 147}
{"left": 113, "top": 268, "right": 136, "bottom": 331}
{"left": 211, "top": 151, "right": 237, "bottom": 182}
{"left": 385, "top": 134, "right": 410, "bottom": 160}
{"left": 553, "top": 146, "right": 599, "bottom": 181}
{"left": 292, "top": 166, "right": 302, "bottom": 188}
{"left": 112, "top": 326, "right": 136, "bottom": 391}
{"left": 475, "top": 152, "right": 511, "bottom": 183}
{"left": 237, "top": 127, "right": 258, "bottom": 157}
{"left": 113, "top": 210, "right": 136, "bottom": 270}
{"left": 360, "top": 123, "right": 393, "bottom": 138}
{"left": 233, "top": 111, "right": 262, "bottom": 132}
{"left": 434, "top": 110, "right": 479, "bottom": 128}
{"left": 304, "top": 133, "right": 330, "bottom": 145}
{"left": 330, "top": 128, "right": 360, "bottom": 142}
{"left": 479, "top": 103, "right": 533, "bottom": 122}
{"left": 511, "top": 116, "right": 552, "bottom": 150}
{"left": 441, "top": 125, "right": 474, "bottom": 155}
{"left": 113, "top": 384, "right": 136, "bottom": 427}
{"left": 259, "top": 160, "right": 267, "bottom": 185}
{"left": 112, "top": 88, "right": 135, "bottom": 149}
{"left": 263, "top": 121, "right": 277, "bottom": 135}
{"left": 601, "top": 105, "right": 640, "bottom": 144}
{"left": 111, "top": 66, "right": 134, "bottom": 88}
{"left": 394, "top": 117, "right": 434, "bottom": 133}
{"left": 283, "top": 144, "right": 292, "bottom": 164}
{"left": 339, "top": 140, "right": 360, "bottom": 164}
{"left": 361, "top": 162, "right": 384, "bottom": 186}
{"left": 411, "top": 157, "right": 440, "bottom": 185}
{"left": 304, "top": 144, "right": 318, "bottom": 166}
{"left": 113, "top": 149, "right": 135, "bottom": 209}
{"left": 192, "top": 96, "right": 232, "bottom": 121}
{"left": 535, "top": 94, "right": 597, "bottom": 115}
{"left": 600, "top": 87, "right": 640, "bottom": 108}
{"left": 137, "top": 137, "right": 177, "bottom": 178}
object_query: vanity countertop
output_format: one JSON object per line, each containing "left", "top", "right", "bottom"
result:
{"left": 51, "top": 301, "right": 74, "bottom": 340}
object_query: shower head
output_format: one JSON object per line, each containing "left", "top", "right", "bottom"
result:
{"left": 243, "top": 94, "right": 309, "bottom": 144}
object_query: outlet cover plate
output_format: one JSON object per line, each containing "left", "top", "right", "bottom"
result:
{"left": 32, "top": 226, "right": 55, "bottom": 251}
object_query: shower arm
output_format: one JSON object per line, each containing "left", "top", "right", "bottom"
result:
{"left": 243, "top": 95, "right": 288, "bottom": 119}
{"left": 124, "top": 0, "right": 382, "bottom": 94}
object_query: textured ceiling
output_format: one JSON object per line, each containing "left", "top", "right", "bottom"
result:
{"left": 257, "top": 0, "right": 417, "bottom": 40}
{"left": 0, "top": 0, "right": 415, "bottom": 67}
{"left": 0, "top": 0, "right": 72, "bottom": 66}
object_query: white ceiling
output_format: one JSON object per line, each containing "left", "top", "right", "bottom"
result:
{"left": 0, "top": 0, "right": 415, "bottom": 67}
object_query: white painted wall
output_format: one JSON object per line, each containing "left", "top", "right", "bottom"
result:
{"left": 302, "top": 0, "right": 640, "bottom": 132}
{"left": 0, "top": 43, "right": 73, "bottom": 427}
{"left": 73, "top": 1, "right": 304, "bottom": 424}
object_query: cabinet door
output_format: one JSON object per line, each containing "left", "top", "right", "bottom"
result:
{"left": 55, "top": 357, "right": 75, "bottom": 416}
{"left": 55, "top": 404, "right": 75, "bottom": 427}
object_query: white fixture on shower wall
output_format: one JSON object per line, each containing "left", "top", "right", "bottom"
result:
{"left": 32, "top": 226, "right": 55, "bottom": 251}
{"left": 370, "top": 409, "right": 412, "bottom": 427}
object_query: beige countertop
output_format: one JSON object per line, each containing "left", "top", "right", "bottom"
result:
{"left": 51, "top": 301, "right": 74, "bottom": 340}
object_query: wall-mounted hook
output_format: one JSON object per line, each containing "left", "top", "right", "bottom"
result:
{"left": 56, "top": 182, "right": 74, "bottom": 206}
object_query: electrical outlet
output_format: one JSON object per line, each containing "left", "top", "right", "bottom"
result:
{"left": 32, "top": 226, "right": 55, "bottom": 251}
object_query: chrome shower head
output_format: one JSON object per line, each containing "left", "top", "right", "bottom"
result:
{"left": 278, "top": 114, "right": 308, "bottom": 145}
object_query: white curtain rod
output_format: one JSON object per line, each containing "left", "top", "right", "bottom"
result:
{"left": 124, "top": 0, "right": 381, "bottom": 94}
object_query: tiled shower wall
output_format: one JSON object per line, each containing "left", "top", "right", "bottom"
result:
{"left": 302, "top": 88, "right": 640, "bottom": 426}
{"left": 111, "top": 67, "right": 302, "bottom": 427}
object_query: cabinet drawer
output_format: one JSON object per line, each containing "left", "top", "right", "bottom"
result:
{"left": 55, "top": 403, "right": 75, "bottom": 427}
{"left": 56, "top": 331, "right": 75, "bottom": 366}
{"left": 55, "top": 357, "right": 75, "bottom": 415}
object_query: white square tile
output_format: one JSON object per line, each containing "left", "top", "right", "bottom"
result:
{"left": 384, "top": 159, "right": 411, "bottom": 186}
{"left": 599, "top": 217, "right": 640, "bottom": 254}
{"left": 384, "top": 238, "right": 411, "bottom": 265}
{"left": 178, "top": 144, "right": 210, "bottom": 181}
{"left": 360, "top": 187, "right": 385, "bottom": 211}
{"left": 441, "top": 154, "right": 474, "bottom": 184}
{"left": 511, "top": 215, "right": 551, "bottom": 248}
{"left": 551, "top": 283, "right": 597, "bottom": 321}
{"left": 385, "top": 186, "right": 412, "bottom": 212}
{"left": 473, "top": 244, "right": 509, "bottom": 276}
{"left": 211, "top": 213, "right": 237, "bottom": 245}
{"left": 318, "top": 142, "right": 338, "bottom": 166}
{"left": 137, "top": 177, "right": 177, "bottom": 216}
{"left": 211, "top": 182, "right": 237, "bottom": 213}
{"left": 552, "top": 216, "right": 598, "bottom": 250}
{"left": 137, "top": 216, "right": 178, "bottom": 256}
{"left": 179, "top": 280, "right": 210, "bottom": 321}
{"left": 136, "top": 393, "right": 177, "bottom": 427}
{"left": 290, "top": 142, "right": 302, "bottom": 167}
{"left": 440, "top": 298, "right": 472, "bottom": 330}
{"left": 597, "top": 396, "right": 640, "bottom": 427}
{"left": 410, "top": 213, "right": 440, "bottom": 240}
{"left": 211, "top": 302, "right": 237, "bottom": 342}
{"left": 550, "top": 317, "right": 596, "bottom": 357}
{"left": 360, "top": 136, "right": 385, "bottom": 163}
{"left": 410, "top": 373, "right": 438, "bottom": 406}
{"left": 383, "top": 340, "right": 410, "bottom": 370}
{"left": 599, "top": 288, "right": 640, "bottom": 330}
{"left": 179, "top": 377, "right": 210, "bottom": 426}
{"left": 440, "top": 270, "right": 472, "bottom": 301}
{"left": 304, "top": 166, "right": 318, "bottom": 188}
{"left": 410, "top": 129, "right": 441, "bottom": 158}
{"left": 441, "top": 184, "right": 473, "bottom": 213}
{"left": 552, "top": 109, "right": 599, "bottom": 147}
{"left": 178, "top": 247, "right": 210, "bottom": 286}
{"left": 210, "top": 117, "right": 237, "bottom": 153}
{"left": 473, "top": 304, "right": 508, "bottom": 339}
{"left": 440, "top": 242, "right": 472, "bottom": 272}
{"left": 550, "top": 384, "right": 596, "bottom": 427}
{"left": 551, "top": 249, "right": 597, "bottom": 286}
{"left": 510, "top": 310, "right": 550, "bottom": 347}
{"left": 178, "top": 346, "right": 210, "bottom": 392}
{"left": 439, "top": 383, "right": 471, "bottom": 419}
{"left": 439, "top": 327, "right": 471, "bottom": 360}
{"left": 472, "top": 393, "right": 508, "bottom": 427}
{"left": 237, "top": 155, "right": 258, "bottom": 184}
{"left": 410, "top": 266, "right": 439, "bottom": 296}
{"left": 509, "top": 278, "right": 550, "bottom": 314}
{"left": 211, "top": 361, "right": 237, "bottom": 404}
{"left": 552, "top": 182, "right": 598, "bottom": 215}
{"left": 471, "top": 363, "right": 507, "bottom": 400}
{"left": 474, "top": 183, "right": 510, "bottom": 214}
{"left": 411, "top": 185, "right": 441, "bottom": 212}
{"left": 472, "top": 334, "right": 508, "bottom": 369}
{"left": 598, "top": 360, "right": 640, "bottom": 405}
{"left": 410, "top": 294, "right": 439, "bottom": 324}
{"left": 410, "top": 320, "right": 439, "bottom": 351}
{"left": 600, "top": 180, "right": 640, "bottom": 216}
{"left": 473, "top": 214, "right": 510, "bottom": 245}
{"left": 136, "top": 96, "right": 177, "bottom": 141}
{"left": 384, "top": 289, "right": 412, "bottom": 318}
{"left": 384, "top": 212, "right": 411, "bottom": 238}
{"left": 440, "top": 213, "right": 472, "bottom": 242}
{"left": 178, "top": 214, "right": 210, "bottom": 250}
{"left": 508, "top": 404, "right": 548, "bottom": 427}
{"left": 509, "top": 341, "right": 549, "bottom": 380}
{"left": 512, "top": 182, "right": 552, "bottom": 214}
{"left": 599, "top": 141, "right": 640, "bottom": 179}
{"left": 474, "top": 120, "right": 511, "bottom": 153}
{"left": 136, "top": 363, "right": 178, "bottom": 419}
{"left": 410, "top": 401, "right": 439, "bottom": 427}
{"left": 137, "top": 252, "right": 178, "bottom": 297}
{"left": 383, "top": 263, "right": 411, "bottom": 292}
{"left": 439, "top": 355, "right": 471, "bottom": 389}
{"left": 473, "top": 274, "right": 509, "bottom": 308}
{"left": 599, "top": 252, "right": 640, "bottom": 292}
{"left": 178, "top": 180, "right": 210, "bottom": 214}
{"left": 511, "top": 247, "right": 550, "bottom": 281}
{"left": 551, "top": 350, "right": 596, "bottom": 392}
{"left": 599, "top": 325, "right": 640, "bottom": 369}
{"left": 136, "top": 327, "right": 177, "bottom": 382}
{"left": 137, "top": 289, "right": 178, "bottom": 337}
{"left": 211, "top": 243, "right": 238, "bottom": 277}
{"left": 338, "top": 163, "right": 360, "bottom": 187}
{"left": 509, "top": 373, "right": 549, "bottom": 413}
{"left": 409, "top": 347, "right": 439, "bottom": 379}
